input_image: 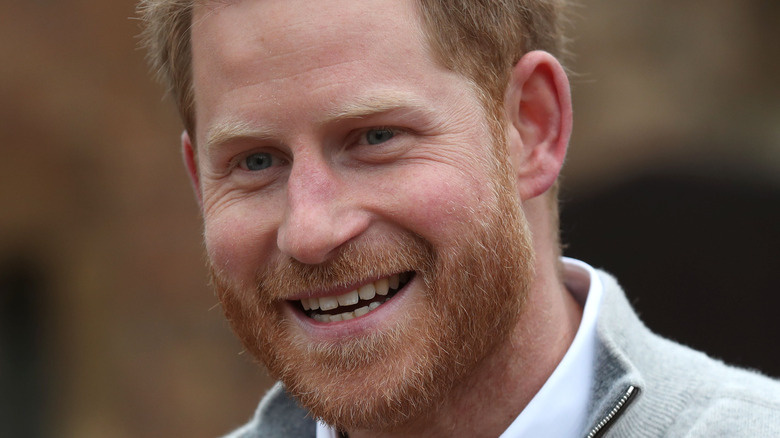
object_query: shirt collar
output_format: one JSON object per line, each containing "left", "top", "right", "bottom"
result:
{"left": 499, "top": 257, "right": 604, "bottom": 437}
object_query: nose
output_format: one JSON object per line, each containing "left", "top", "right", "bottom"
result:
{"left": 276, "top": 156, "right": 368, "bottom": 265}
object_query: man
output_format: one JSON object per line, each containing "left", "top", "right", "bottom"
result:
{"left": 138, "top": 0, "right": 780, "bottom": 437}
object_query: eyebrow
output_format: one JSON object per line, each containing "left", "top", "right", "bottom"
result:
{"left": 204, "top": 119, "right": 277, "bottom": 151}
{"left": 204, "top": 92, "right": 431, "bottom": 150}
{"left": 322, "top": 93, "right": 429, "bottom": 122}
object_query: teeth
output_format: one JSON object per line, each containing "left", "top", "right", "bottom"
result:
{"left": 337, "top": 290, "right": 359, "bottom": 306}
{"left": 310, "top": 300, "right": 388, "bottom": 323}
{"left": 319, "top": 295, "right": 339, "bottom": 311}
{"left": 303, "top": 272, "right": 411, "bottom": 322}
{"left": 358, "top": 283, "right": 376, "bottom": 300}
{"left": 375, "top": 277, "right": 389, "bottom": 296}
{"left": 388, "top": 274, "right": 399, "bottom": 290}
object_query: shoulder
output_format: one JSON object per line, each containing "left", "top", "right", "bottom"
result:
{"left": 671, "top": 372, "right": 780, "bottom": 436}
{"left": 591, "top": 269, "right": 780, "bottom": 437}
{"left": 657, "top": 362, "right": 780, "bottom": 436}
{"left": 221, "top": 382, "right": 316, "bottom": 438}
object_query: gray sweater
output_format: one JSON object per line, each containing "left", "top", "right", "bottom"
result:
{"left": 225, "top": 270, "right": 780, "bottom": 437}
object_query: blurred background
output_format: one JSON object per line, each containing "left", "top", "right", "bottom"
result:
{"left": 0, "top": 0, "right": 777, "bottom": 437}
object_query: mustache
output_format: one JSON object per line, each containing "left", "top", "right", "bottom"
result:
{"left": 212, "top": 232, "right": 435, "bottom": 305}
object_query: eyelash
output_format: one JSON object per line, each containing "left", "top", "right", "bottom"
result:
{"left": 357, "top": 127, "right": 404, "bottom": 145}
{"left": 227, "top": 126, "right": 407, "bottom": 171}
{"left": 231, "top": 150, "right": 285, "bottom": 173}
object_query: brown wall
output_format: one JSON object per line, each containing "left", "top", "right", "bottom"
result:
{"left": 0, "top": 1, "right": 777, "bottom": 437}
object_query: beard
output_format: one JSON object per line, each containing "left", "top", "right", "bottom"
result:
{"left": 210, "top": 149, "right": 536, "bottom": 432}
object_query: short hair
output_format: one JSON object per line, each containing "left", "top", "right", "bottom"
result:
{"left": 416, "top": 0, "right": 569, "bottom": 130}
{"left": 137, "top": 0, "right": 570, "bottom": 138}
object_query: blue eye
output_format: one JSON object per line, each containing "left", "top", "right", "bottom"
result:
{"left": 244, "top": 152, "right": 273, "bottom": 171}
{"left": 366, "top": 129, "right": 394, "bottom": 145}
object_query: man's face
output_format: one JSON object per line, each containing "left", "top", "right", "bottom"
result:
{"left": 190, "top": 0, "right": 535, "bottom": 430}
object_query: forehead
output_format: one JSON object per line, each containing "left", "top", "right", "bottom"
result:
{"left": 188, "top": 0, "right": 455, "bottom": 141}
{"left": 193, "top": 0, "right": 425, "bottom": 44}
{"left": 190, "top": 0, "right": 430, "bottom": 94}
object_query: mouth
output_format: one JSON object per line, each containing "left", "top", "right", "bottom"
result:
{"left": 295, "top": 272, "right": 414, "bottom": 323}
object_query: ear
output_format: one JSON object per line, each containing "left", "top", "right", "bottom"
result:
{"left": 504, "top": 50, "right": 572, "bottom": 200}
{"left": 181, "top": 130, "right": 203, "bottom": 208}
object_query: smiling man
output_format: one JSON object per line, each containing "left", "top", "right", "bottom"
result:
{"left": 138, "top": 1, "right": 780, "bottom": 437}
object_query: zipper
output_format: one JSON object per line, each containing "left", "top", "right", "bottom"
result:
{"left": 586, "top": 385, "right": 639, "bottom": 438}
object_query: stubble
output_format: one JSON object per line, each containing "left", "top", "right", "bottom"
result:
{"left": 210, "top": 140, "right": 536, "bottom": 431}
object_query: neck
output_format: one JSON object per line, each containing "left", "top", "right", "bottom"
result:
{"left": 349, "top": 253, "right": 582, "bottom": 438}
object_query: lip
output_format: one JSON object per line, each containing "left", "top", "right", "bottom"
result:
{"left": 283, "top": 274, "right": 417, "bottom": 340}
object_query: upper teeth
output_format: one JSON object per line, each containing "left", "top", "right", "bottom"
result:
{"left": 302, "top": 273, "right": 405, "bottom": 322}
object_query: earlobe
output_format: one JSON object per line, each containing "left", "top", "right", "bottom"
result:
{"left": 504, "top": 50, "right": 572, "bottom": 200}
{"left": 181, "top": 131, "right": 203, "bottom": 208}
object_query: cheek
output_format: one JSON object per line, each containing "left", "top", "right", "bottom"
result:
{"left": 203, "top": 201, "right": 280, "bottom": 281}
{"left": 377, "top": 165, "right": 496, "bottom": 243}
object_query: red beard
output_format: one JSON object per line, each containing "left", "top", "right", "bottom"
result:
{"left": 211, "top": 158, "right": 535, "bottom": 432}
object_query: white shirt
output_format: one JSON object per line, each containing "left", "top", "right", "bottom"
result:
{"left": 317, "top": 257, "right": 604, "bottom": 438}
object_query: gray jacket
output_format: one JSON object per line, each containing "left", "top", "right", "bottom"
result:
{"left": 225, "top": 270, "right": 780, "bottom": 437}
